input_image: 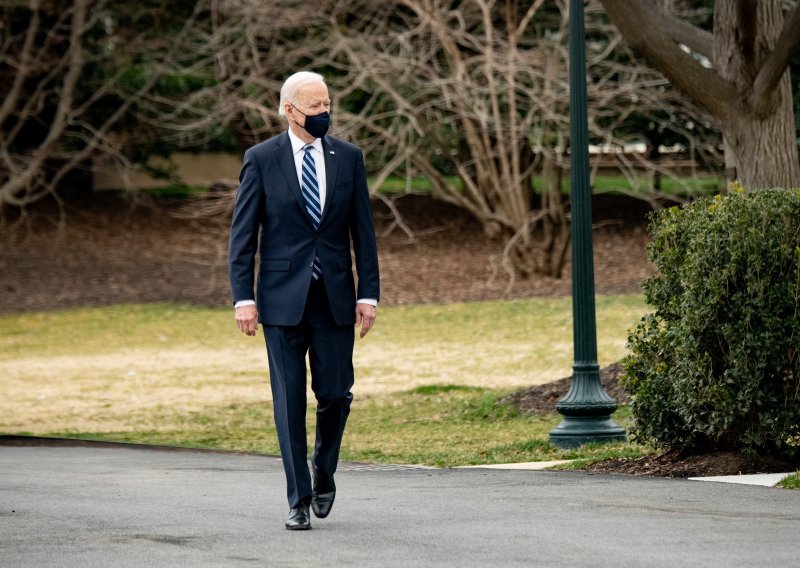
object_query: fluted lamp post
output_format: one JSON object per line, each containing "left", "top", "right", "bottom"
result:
{"left": 549, "top": 0, "right": 626, "bottom": 449}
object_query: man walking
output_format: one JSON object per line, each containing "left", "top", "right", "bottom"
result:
{"left": 228, "top": 71, "right": 380, "bottom": 530}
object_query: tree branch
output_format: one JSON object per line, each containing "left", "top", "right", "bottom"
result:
{"left": 0, "top": 0, "right": 87, "bottom": 203}
{"left": 599, "top": 0, "right": 739, "bottom": 120}
{"left": 0, "top": 0, "right": 41, "bottom": 125}
{"left": 648, "top": 0, "right": 713, "bottom": 58}
{"left": 750, "top": 2, "right": 800, "bottom": 114}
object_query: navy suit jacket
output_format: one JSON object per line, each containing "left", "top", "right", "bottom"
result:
{"left": 228, "top": 131, "right": 380, "bottom": 326}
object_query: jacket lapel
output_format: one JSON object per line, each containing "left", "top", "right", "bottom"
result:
{"left": 274, "top": 132, "right": 314, "bottom": 226}
{"left": 320, "top": 136, "right": 338, "bottom": 227}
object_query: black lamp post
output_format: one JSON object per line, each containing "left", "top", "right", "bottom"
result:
{"left": 549, "top": 0, "right": 626, "bottom": 449}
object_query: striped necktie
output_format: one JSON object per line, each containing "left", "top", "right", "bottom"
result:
{"left": 301, "top": 144, "right": 323, "bottom": 280}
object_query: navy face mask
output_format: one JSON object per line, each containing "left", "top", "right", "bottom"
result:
{"left": 292, "top": 104, "right": 330, "bottom": 139}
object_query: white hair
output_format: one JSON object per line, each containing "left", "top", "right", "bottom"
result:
{"left": 278, "top": 71, "right": 326, "bottom": 116}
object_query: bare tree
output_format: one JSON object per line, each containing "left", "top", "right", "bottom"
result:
{"left": 145, "top": 0, "right": 336, "bottom": 270}
{"left": 319, "top": 0, "right": 717, "bottom": 277}
{"left": 131, "top": 0, "right": 336, "bottom": 154}
{"left": 324, "top": 1, "right": 560, "bottom": 276}
{"left": 599, "top": 0, "right": 800, "bottom": 189}
{"left": 0, "top": 0, "right": 203, "bottom": 209}
{"left": 105, "top": 0, "right": 720, "bottom": 281}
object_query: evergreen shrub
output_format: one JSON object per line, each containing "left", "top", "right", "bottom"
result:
{"left": 623, "top": 187, "right": 800, "bottom": 454}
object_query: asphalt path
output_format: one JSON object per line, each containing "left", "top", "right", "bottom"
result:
{"left": 2, "top": 442, "right": 799, "bottom": 567}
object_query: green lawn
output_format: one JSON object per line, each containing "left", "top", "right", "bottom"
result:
{"left": 0, "top": 297, "right": 651, "bottom": 466}
{"left": 121, "top": 173, "right": 722, "bottom": 199}
{"left": 52, "top": 387, "right": 645, "bottom": 467}
{"left": 777, "top": 473, "right": 800, "bottom": 489}
{"left": 589, "top": 173, "right": 722, "bottom": 196}
{"left": 370, "top": 173, "right": 723, "bottom": 197}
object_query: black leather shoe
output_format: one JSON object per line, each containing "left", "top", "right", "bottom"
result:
{"left": 285, "top": 503, "right": 311, "bottom": 530}
{"left": 311, "top": 470, "right": 336, "bottom": 519}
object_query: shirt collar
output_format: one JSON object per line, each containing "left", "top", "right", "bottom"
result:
{"left": 288, "top": 128, "right": 323, "bottom": 155}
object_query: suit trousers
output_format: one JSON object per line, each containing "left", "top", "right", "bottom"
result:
{"left": 263, "top": 278, "right": 355, "bottom": 508}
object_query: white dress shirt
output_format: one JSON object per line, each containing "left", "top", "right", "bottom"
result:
{"left": 288, "top": 127, "right": 327, "bottom": 210}
{"left": 234, "top": 129, "right": 377, "bottom": 309}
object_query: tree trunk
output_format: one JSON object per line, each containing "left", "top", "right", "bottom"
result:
{"left": 714, "top": 0, "right": 800, "bottom": 189}
{"left": 599, "top": 0, "right": 800, "bottom": 190}
{"left": 645, "top": 140, "right": 662, "bottom": 192}
{"left": 721, "top": 96, "right": 800, "bottom": 189}
{"left": 538, "top": 151, "right": 570, "bottom": 278}
{"left": 492, "top": 151, "right": 569, "bottom": 280}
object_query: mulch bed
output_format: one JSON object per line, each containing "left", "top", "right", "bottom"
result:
{"left": 502, "top": 363, "right": 800, "bottom": 477}
{"left": 584, "top": 450, "right": 800, "bottom": 478}
{"left": 0, "top": 192, "right": 653, "bottom": 313}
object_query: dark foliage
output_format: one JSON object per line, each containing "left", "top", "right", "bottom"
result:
{"left": 623, "top": 188, "right": 800, "bottom": 455}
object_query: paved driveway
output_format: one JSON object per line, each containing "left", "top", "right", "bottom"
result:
{"left": 2, "top": 442, "right": 799, "bottom": 567}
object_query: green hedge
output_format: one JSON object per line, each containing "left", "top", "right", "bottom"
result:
{"left": 623, "top": 187, "right": 800, "bottom": 454}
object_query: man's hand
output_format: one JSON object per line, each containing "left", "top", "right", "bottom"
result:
{"left": 355, "top": 303, "right": 377, "bottom": 338}
{"left": 235, "top": 304, "right": 259, "bottom": 336}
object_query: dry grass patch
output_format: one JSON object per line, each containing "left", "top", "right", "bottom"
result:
{"left": 0, "top": 297, "right": 646, "bottom": 437}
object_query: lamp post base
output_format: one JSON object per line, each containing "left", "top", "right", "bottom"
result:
{"left": 549, "top": 416, "right": 627, "bottom": 449}
{"left": 548, "top": 364, "right": 626, "bottom": 449}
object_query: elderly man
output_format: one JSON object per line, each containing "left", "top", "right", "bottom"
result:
{"left": 228, "top": 71, "right": 380, "bottom": 530}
